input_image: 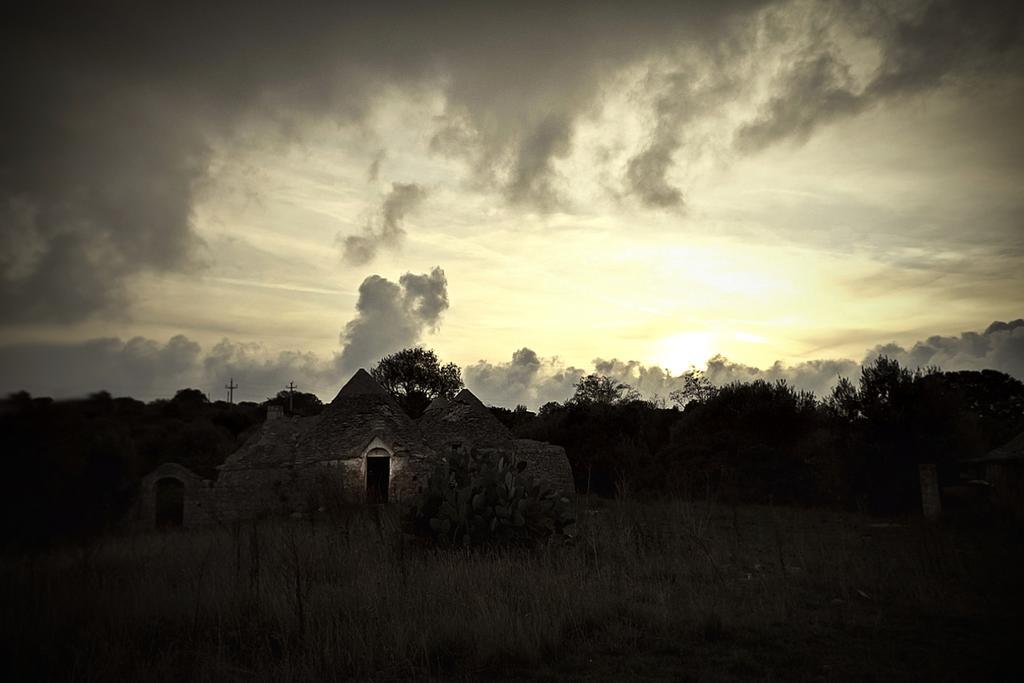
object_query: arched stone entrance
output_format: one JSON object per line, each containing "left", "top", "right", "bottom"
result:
{"left": 365, "top": 447, "right": 391, "bottom": 503}
{"left": 154, "top": 477, "right": 185, "bottom": 527}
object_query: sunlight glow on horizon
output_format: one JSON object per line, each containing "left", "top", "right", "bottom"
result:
{"left": 652, "top": 332, "right": 717, "bottom": 375}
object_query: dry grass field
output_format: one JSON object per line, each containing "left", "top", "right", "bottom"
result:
{"left": 3, "top": 500, "right": 1021, "bottom": 681}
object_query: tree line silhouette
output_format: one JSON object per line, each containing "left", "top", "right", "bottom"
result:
{"left": 1, "top": 353, "right": 1022, "bottom": 546}
{"left": 510, "top": 358, "right": 1024, "bottom": 511}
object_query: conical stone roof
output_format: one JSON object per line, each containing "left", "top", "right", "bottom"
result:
{"left": 454, "top": 388, "right": 485, "bottom": 406}
{"left": 418, "top": 387, "right": 514, "bottom": 453}
{"left": 294, "top": 368, "right": 432, "bottom": 464}
{"left": 421, "top": 394, "right": 450, "bottom": 420}
{"left": 974, "top": 431, "right": 1024, "bottom": 463}
{"left": 332, "top": 368, "right": 389, "bottom": 400}
{"left": 220, "top": 416, "right": 313, "bottom": 470}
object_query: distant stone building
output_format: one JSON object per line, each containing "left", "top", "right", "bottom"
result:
{"left": 140, "top": 462, "right": 213, "bottom": 528}
{"left": 959, "top": 431, "right": 1024, "bottom": 522}
{"left": 138, "top": 369, "right": 574, "bottom": 528}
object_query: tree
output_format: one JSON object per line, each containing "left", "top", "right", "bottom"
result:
{"left": 661, "top": 379, "right": 830, "bottom": 504}
{"left": 537, "top": 401, "right": 562, "bottom": 418}
{"left": 172, "top": 388, "right": 209, "bottom": 405}
{"left": 371, "top": 347, "right": 463, "bottom": 418}
{"left": 856, "top": 356, "right": 918, "bottom": 421}
{"left": 829, "top": 356, "right": 968, "bottom": 513}
{"left": 669, "top": 368, "right": 718, "bottom": 407}
{"left": 824, "top": 376, "right": 859, "bottom": 421}
{"left": 263, "top": 390, "right": 324, "bottom": 417}
{"left": 489, "top": 404, "right": 536, "bottom": 430}
{"left": 568, "top": 374, "right": 641, "bottom": 406}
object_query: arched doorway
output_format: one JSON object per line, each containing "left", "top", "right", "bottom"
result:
{"left": 365, "top": 447, "right": 391, "bottom": 504}
{"left": 154, "top": 477, "right": 185, "bottom": 528}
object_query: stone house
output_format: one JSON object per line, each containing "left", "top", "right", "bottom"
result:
{"left": 138, "top": 369, "right": 574, "bottom": 528}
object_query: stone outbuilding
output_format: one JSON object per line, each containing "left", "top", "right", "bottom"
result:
{"left": 139, "top": 462, "right": 215, "bottom": 528}
{"left": 960, "top": 431, "right": 1024, "bottom": 522}
{"left": 138, "top": 369, "right": 574, "bottom": 528}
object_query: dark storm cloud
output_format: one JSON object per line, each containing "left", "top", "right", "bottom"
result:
{"left": 2, "top": 0, "right": 1020, "bottom": 323}
{"left": 864, "top": 319, "right": 1024, "bottom": 378}
{"left": 734, "top": 51, "right": 865, "bottom": 152}
{"left": 341, "top": 182, "right": 427, "bottom": 265}
{"left": 336, "top": 267, "right": 449, "bottom": 374}
{"left": 465, "top": 348, "right": 584, "bottom": 408}
{"left": 735, "top": 0, "right": 1024, "bottom": 152}
{"left": 465, "top": 348, "right": 541, "bottom": 406}
{"left": 0, "top": 335, "right": 201, "bottom": 398}
{"left": 623, "top": 66, "right": 739, "bottom": 208}
{"left": 0, "top": 267, "right": 452, "bottom": 400}
{"left": 0, "top": 102, "right": 207, "bottom": 322}
{"left": 505, "top": 115, "right": 575, "bottom": 210}
{"left": 0, "top": 334, "right": 344, "bottom": 402}
{"left": 626, "top": 137, "right": 684, "bottom": 209}
{"left": 398, "top": 268, "right": 450, "bottom": 326}
{"left": 0, "top": 0, "right": 773, "bottom": 322}
{"left": 201, "top": 340, "right": 342, "bottom": 401}
{"left": 593, "top": 358, "right": 683, "bottom": 398}
{"left": 701, "top": 355, "right": 860, "bottom": 397}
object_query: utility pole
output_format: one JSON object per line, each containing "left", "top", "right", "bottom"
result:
{"left": 287, "top": 381, "right": 297, "bottom": 414}
{"left": 225, "top": 377, "right": 238, "bottom": 404}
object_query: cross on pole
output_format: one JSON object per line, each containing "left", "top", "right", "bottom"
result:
{"left": 287, "top": 381, "right": 297, "bottom": 413}
{"left": 225, "top": 377, "right": 238, "bottom": 404}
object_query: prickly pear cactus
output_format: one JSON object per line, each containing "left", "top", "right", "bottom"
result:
{"left": 404, "top": 450, "right": 575, "bottom": 547}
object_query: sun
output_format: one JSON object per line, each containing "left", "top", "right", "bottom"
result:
{"left": 653, "top": 332, "right": 717, "bottom": 375}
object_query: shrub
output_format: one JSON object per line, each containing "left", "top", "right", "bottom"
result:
{"left": 403, "top": 450, "right": 575, "bottom": 548}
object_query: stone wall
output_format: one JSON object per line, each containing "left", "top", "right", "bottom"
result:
{"left": 323, "top": 454, "right": 434, "bottom": 505}
{"left": 209, "top": 453, "right": 437, "bottom": 523}
{"left": 208, "top": 465, "right": 305, "bottom": 523}
{"left": 513, "top": 439, "right": 575, "bottom": 496}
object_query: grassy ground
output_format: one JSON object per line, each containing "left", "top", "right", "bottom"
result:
{"left": 2, "top": 500, "right": 1021, "bottom": 681}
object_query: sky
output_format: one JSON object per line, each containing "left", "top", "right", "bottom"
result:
{"left": 1, "top": 0, "right": 1022, "bottom": 408}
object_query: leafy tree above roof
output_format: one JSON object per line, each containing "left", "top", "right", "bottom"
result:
{"left": 371, "top": 347, "right": 463, "bottom": 418}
